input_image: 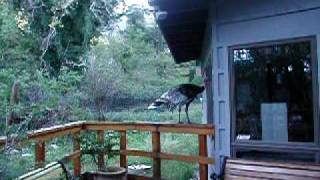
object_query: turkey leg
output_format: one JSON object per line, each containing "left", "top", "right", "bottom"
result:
{"left": 178, "top": 106, "right": 181, "bottom": 123}
{"left": 185, "top": 102, "right": 191, "bottom": 123}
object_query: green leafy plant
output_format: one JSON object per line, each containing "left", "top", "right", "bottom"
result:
{"left": 80, "top": 131, "right": 119, "bottom": 168}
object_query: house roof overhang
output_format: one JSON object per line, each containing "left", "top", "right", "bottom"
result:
{"left": 149, "top": 0, "right": 210, "bottom": 63}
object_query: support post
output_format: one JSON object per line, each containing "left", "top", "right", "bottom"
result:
{"left": 152, "top": 131, "right": 161, "bottom": 179}
{"left": 199, "top": 135, "right": 208, "bottom": 180}
{"left": 35, "top": 141, "right": 45, "bottom": 168}
{"left": 73, "top": 133, "right": 81, "bottom": 176}
{"left": 120, "top": 131, "right": 127, "bottom": 168}
{"left": 97, "top": 130, "right": 105, "bottom": 171}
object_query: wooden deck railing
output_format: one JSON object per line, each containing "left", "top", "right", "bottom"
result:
{"left": 9, "top": 121, "right": 215, "bottom": 180}
{"left": 0, "top": 136, "right": 6, "bottom": 146}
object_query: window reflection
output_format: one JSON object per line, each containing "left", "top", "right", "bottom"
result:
{"left": 233, "top": 41, "right": 314, "bottom": 142}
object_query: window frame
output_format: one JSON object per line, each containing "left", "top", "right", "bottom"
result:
{"left": 228, "top": 36, "right": 320, "bottom": 162}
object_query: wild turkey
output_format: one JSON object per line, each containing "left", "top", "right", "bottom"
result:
{"left": 148, "top": 84, "right": 205, "bottom": 123}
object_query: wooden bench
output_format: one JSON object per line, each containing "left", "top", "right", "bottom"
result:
{"left": 215, "top": 158, "right": 320, "bottom": 180}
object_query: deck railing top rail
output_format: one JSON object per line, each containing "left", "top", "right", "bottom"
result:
{"left": 27, "top": 121, "right": 214, "bottom": 141}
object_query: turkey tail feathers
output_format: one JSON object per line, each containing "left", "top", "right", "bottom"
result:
{"left": 148, "top": 96, "right": 169, "bottom": 110}
{"left": 148, "top": 100, "right": 165, "bottom": 110}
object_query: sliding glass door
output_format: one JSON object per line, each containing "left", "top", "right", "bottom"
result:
{"left": 230, "top": 37, "right": 319, "bottom": 162}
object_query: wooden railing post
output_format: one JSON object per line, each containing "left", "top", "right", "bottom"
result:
{"left": 35, "top": 141, "right": 45, "bottom": 168}
{"left": 97, "top": 130, "right": 105, "bottom": 171}
{"left": 152, "top": 131, "right": 161, "bottom": 179}
{"left": 73, "top": 133, "right": 81, "bottom": 176}
{"left": 120, "top": 130, "right": 127, "bottom": 168}
{"left": 199, "top": 135, "right": 208, "bottom": 180}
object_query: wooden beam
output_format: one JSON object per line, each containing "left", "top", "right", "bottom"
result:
{"left": 167, "top": 35, "right": 204, "bottom": 44}
{"left": 160, "top": 152, "right": 214, "bottom": 164}
{"left": 28, "top": 121, "right": 84, "bottom": 141}
{"left": 73, "top": 133, "right": 81, "bottom": 177}
{"left": 152, "top": 131, "right": 161, "bottom": 179}
{"left": 35, "top": 141, "right": 45, "bottom": 168}
{"left": 160, "top": 23, "right": 206, "bottom": 35}
{"left": 121, "top": 150, "right": 155, "bottom": 158}
{"left": 170, "top": 42, "right": 204, "bottom": 49}
{"left": 97, "top": 130, "right": 105, "bottom": 171}
{"left": 120, "top": 150, "right": 214, "bottom": 164}
{"left": 120, "top": 130, "right": 127, "bottom": 168}
{"left": 19, "top": 162, "right": 63, "bottom": 180}
{"left": 84, "top": 121, "right": 214, "bottom": 135}
{"left": 158, "top": 124, "right": 213, "bottom": 135}
{"left": 84, "top": 123, "right": 157, "bottom": 132}
{"left": 28, "top": 121, "right": 214, "bottom": 138}
{"left": 156, "top": 0, "right": 209, "bottom": 14}
{"left": 160, "top": 10, "right": 208, "bottom": 27}
{"left": 199, "top": 135, "right": 208, "bottom": 180}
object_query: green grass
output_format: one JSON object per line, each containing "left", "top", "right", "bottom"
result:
{"left": 105, "top": 103, "right": 203, "bottom": 124}
{"left": 1, "top": 103, "right": 203, "bottom": 180}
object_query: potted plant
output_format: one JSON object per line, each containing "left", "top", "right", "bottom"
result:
{"left": 80, "top": 131, "right": 127, "bottom": 180}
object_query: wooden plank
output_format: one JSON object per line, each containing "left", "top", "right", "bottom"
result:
{"left": 224, "top": 174, "right": 261, "bottom": 180}
{"left": 199, "top": 135, "right": 208, "bottom": 180}
{"left": 120, "top": 130, "right": 127, "bottom": 168}
{"left": 97, "top": 130, "right": 105, "bottom": 171}
{"left": 19, "top": 162, "right": 59, "bottom": 179}
{"left": 25, "top": 166, "right": 63, "bottom": 180}
{"left": 120, "top": 150, "right": 214, "bottom": 164}
{"left": 159, "top": 152, "right": 214, "bottom": 164}
{"left": 28, "top": 121, "right": 84, "bottom": 141}
{"left": 84, "top": 122, "right": 157, "bottom": 132}
{"left": 84, "top": 121, "right": 214, "bottom": 135}
{"left": 225, "top": 169, "right": 319, "bottom": 180}
{"left": 158, "top": 125, "right": 213, "bottom": 135}
{"left": 121, "top": 150, "right": 155, "bottom": 158}
{"left": 226, "top": 163, "right": 320, "bottom": 178}
{"left": 227, "top": 159, "right": 320, "bottom": 171}
{"left": 19, "top": 162, "right": 63, "bottom": 180}
{"left": 152, "top": 131, "right": 161, "bottom": 179}
{"left": 27, "top": 121, "right": 213, "bottom": 142}
{"left": 73, "top": 133, "right": 81, "bottom": 176}
{"left": 224, "top": 159, "right": 320, "bottom": 180}
{"left": 35, "top": 141, "right": 45, "bottom": 168}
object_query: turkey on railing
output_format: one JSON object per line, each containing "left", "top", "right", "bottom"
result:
{"left": 148, "top": 84, "right": 205, "bottom": 123}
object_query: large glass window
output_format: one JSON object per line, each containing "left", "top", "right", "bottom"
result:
{"left": 232, "top": 39, "right": 317, "bottom": 142}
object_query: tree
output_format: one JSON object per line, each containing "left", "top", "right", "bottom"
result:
{"left": 13, "top": 0, "right": 122, "bottom": 75}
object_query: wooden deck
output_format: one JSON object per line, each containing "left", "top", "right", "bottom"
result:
{"left": 6, "top": 121, "right": 214, "bottom": 180}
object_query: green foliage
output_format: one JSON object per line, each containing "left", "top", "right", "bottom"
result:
{"left": 80, "top": 131, "right": 119, "bottom": 166}
{"left": 0, "top": 2, "right": 39, "bottom": 72}
{"left": 0, "top": 2, "right": 203, "bottom": 179}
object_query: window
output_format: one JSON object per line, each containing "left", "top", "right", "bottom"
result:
{"left": 231, "top": 38, "right": 318, "bottom": 143}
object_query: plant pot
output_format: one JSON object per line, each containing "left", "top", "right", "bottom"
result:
{"left": 81, "top": 166, "right": 127, "bottom": 180}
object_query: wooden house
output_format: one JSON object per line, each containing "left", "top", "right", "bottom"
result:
{"left": 150, "top": 0, "right": 320, "bottom": 177}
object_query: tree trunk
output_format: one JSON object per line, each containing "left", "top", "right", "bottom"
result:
{"left": 7, "top": 81, "right": 20, "bottom": 126}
